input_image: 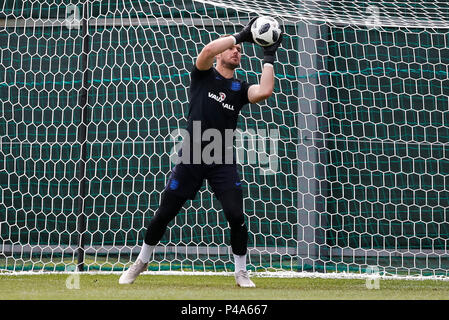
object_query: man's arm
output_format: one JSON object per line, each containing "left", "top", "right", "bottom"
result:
{"left": 247, "top": 34, "right": 283, "bottom": 104}
{"left": 247, "top": 64, "right": 274, "bottom": 103}
{"left": 196, "top": 36, "right": 236, "bottom": 71}
{"left": 196, "top": 18, "right": 257, "bottom": 71}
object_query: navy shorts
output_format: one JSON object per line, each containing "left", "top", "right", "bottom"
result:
{"left": 164, "top": 163, "right": 242, "bottom": 200}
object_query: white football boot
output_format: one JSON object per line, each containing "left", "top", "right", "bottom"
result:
{"left": 235, "top": 270, "right": 256, "bottom": 288}
{"left": 119, "top": 259, "right": 148, "bottom": 284}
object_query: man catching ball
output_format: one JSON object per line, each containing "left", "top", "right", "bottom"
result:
{"left": 119, "top": 17, "right": 283, "bottom": 287}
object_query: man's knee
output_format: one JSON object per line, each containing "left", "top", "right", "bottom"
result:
{"left": 145, "top": 191, "right": 187, "bottom": 245}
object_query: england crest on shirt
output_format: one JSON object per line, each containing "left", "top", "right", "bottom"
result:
{"left": 231, "top": 81, "right": 241, "bottom": 91}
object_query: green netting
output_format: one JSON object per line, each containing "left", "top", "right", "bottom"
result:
{"left": 0, "top": 0, "right": 298, "bottom": 272}
{"left": 323, "top": 25, "right": 449, "bottom": 250}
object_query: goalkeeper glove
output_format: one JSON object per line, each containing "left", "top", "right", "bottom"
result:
{"left": 262, "top": 32, "right": 283, "bottom": 65}
{"left": 232, "top": 17, "right": 257, "bottom": 44}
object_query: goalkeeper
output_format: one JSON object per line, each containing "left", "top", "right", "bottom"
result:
{"left": 119, "top": 18, "right": 283, "bottom": 287}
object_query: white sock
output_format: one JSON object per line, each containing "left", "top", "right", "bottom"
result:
{"left": 233, "top": 253, "right": 247, "bottom": 272}
{"left": 137, "top": 243, "right": 155, "bottom": 263}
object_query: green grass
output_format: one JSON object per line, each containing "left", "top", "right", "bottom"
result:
{"left": 1, "top": 274, "right": 449, "bottom": 300}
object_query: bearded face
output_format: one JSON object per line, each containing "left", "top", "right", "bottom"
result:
{"left": 217, "top": 44, "right": 242, "bottom": 69}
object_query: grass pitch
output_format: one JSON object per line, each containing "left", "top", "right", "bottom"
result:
{"left": 1, "top": 274, "right": 449, "bottom": 300}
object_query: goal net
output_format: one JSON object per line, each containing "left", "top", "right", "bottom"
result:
{"left": 1, "top": 0, "right": 448, "bottom": 278}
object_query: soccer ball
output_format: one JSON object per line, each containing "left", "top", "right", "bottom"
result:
{"left": 250, "top": 16, "right": 281, "bottom": 47}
